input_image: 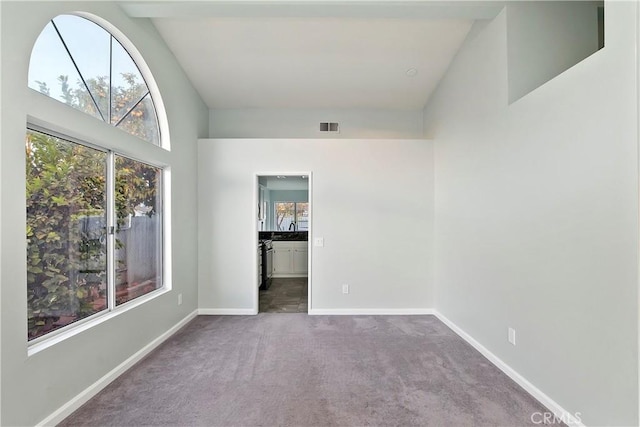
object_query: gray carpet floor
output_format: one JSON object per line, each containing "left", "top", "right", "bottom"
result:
{"left": 60, "top": 315, "right": 559, "bottom": 426}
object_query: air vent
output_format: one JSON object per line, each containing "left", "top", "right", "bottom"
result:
{"left": 320, "top": 122, "right": 339, "bottom": 133}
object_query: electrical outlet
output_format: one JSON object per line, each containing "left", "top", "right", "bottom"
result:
{"left": 508, "top": 327, "right": 516, "bottom": 345}
{"left": 178, "top": 293, "right": 183, "bottom": 306}
{"left": 342, "top": 284, "right": 349, "bottom": 294}
{"left": 314, "top": 237, "right": 324, "bottom": 247}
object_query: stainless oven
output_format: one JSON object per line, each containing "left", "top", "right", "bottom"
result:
{"left": 258, "top": 243, "right": 262, "bottom": 288}
{"left": 260, "top": 239, "right": 273, "bottom": 290}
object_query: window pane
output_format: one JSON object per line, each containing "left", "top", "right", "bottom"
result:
{"left": 53, "top": 15, "right": 111, "bottom": 120}
{"left": 275, "top": 202, "right": 295, "bottom": 231}
{"left": 296, "top": 203, "right": 309, "bottom": 231}
{"left": 26, "top": 130, "right": 108, "bottom": 341}
{"left": 28, "top": 22, "right": 102, "bottom": 120}
{"left": 115, "top": 93, "right": 160, "bottom": 146}
{"left": 111, "top": 39, "right": 149, "bottom": 125}
{"left": 115, "top": 156, "right": 162, "bottom": 305}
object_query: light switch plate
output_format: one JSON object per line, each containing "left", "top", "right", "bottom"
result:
{"left": 314, "top": 237, "right": 324, "bottom": 247}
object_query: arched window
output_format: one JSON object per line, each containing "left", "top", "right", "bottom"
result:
{"left": 28, "top": 14, "right": 161, "bottom": 146}
{"left": 26, "top": 14, "right": 169, "bottom": 344}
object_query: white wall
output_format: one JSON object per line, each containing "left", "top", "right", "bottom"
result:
{"left": 423, "top": 3, "right": 637, "bottom": 426}
{"left": 209, "top": 108, "right": 424, "bottom": 139}
{"left": 0, "top": 2, "right": 3, "bottom": 423}
{"left": 0, "top": 2, "right": 208, "bottom": 425}
{"left": 270, "top": 190, "right": 308, "bottom": 203}
{"left": 506, "top": 1, "right": 602, "bottom": 103}
{"left": 198, "top": 139, "right": 434, "bottom": 312}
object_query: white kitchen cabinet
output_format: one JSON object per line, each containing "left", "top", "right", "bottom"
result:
{"left": 292, "top": 246, "right": 308, "bottom": 274}
{"left": 272, "top": 241, "right": 308, "bottom": 277}
{"left": 273, "top": 246, "right": 292, "bottom": 274}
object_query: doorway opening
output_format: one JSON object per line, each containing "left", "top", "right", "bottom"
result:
{"left": 255, "top": 173, "right": 311, "bottom": 314}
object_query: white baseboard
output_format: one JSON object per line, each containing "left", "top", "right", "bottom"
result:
{"left": 198, "top": 308, "right": 257, "bottom": 315}
{"left": 433, "top": 312, "right": 585, "bottom": 427}
{"left": 271, "top": 274, "right": 308, "bottom": 278}
{"left": 36, "top": 309, "right": 198, "bottom": 427}
{"left": 309, "top": 308, "right": 435, "bottom": 315}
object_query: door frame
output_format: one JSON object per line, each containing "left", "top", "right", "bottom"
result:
{"left": 254, "top": 172, "right": 312, "bottom": 314}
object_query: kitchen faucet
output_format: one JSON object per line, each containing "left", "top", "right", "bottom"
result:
{"left": 289, "top": 222, "right": 296, "bottom": 231}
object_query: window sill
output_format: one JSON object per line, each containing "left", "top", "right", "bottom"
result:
{"left": 27, "top": 287, "right": 171, "bottom": 357}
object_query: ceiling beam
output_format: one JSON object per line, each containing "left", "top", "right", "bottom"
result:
{"left": 119, "top": 1, "right": 505, "bottom": 20}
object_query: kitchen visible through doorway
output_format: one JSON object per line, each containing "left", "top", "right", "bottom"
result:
{"left": 256, "top": 174, "right": 311, "bottom": 313}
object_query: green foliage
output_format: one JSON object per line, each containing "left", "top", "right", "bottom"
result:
{"left": 26, "top": 130, "right": 107, "bottom": 338}
{"left": 37, "top": 72, "right": 158, "bottom": 145}
{"left": 116, "top": 156, "right": 159, "bottom": 224}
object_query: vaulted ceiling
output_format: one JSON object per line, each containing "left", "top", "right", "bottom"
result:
{"left": 121, "top": 1, "right": 504, "bottom": 110}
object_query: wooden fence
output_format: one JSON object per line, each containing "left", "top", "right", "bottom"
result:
{"left": 115, "top": 215, "right": 161, "bottom": 285}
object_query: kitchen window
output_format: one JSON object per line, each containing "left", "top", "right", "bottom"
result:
{"left": 26, "top": 13, "right": 169, "bottom": 344}
{"left": 274, "top": 202, "right": 309, "bottom": 231}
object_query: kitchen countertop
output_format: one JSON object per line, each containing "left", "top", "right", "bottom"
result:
{"left": 259, "top": 231, "right": 308, "bottom": 241}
